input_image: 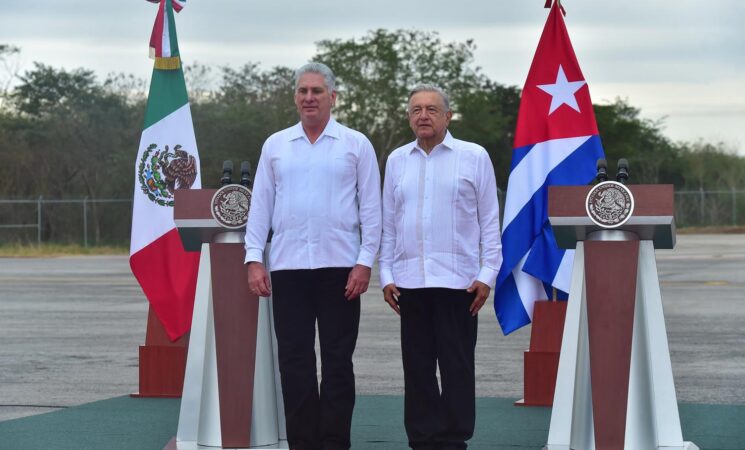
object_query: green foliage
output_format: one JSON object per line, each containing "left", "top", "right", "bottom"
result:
{"left": 11, "top": 63, "right": 101, "bottom": 116}
{"left": 594, "top": 99, "right": 682, "bottom": 184}
{"left": 314, "top": 29, "right": 486, "bottom": 166}
{"left": 678, "top": 140, "right": 745, "bottom": 189}
{"left": 449, "top": 79, "right": 521, "bottom": 187}
{"left": 190, "top": 63, "right": 296, "bottom": 185}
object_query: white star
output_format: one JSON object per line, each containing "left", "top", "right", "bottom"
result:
{"left": 537, "top": 65, "right": 587, "bottom": 114}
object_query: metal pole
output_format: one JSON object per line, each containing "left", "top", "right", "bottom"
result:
{"left": 37, "top": 196, "right": 42, "bottom": 245}
{"left": 83, "top": 197, "right": 88, "bottom": 248}
{"left": 699, "top": 187, "right": 705, "bottom": 226}
{"left": 733, "top": 187, "right": 737, "bottom": 227}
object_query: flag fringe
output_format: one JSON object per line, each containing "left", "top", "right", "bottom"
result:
{"left": 154, "top": 56, "right": 181, "bottom": 70}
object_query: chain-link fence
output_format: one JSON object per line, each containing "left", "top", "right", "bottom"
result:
{"left": 0, "top": 198, "right": 133, "bottom": 246}
{"left": 675, "top": 189, "right": 745, "bottom": 228}
{"left": 0, "top": 189, "right": 743, "bottom": 246}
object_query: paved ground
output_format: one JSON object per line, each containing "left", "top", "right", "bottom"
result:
{"left": 1, "top": 234, "right": 744, "bottom": 422}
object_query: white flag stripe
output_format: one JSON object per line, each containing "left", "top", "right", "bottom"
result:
{"left": 551, "top": 249, "right": 574, "bottom": 293}
{"left": 514, "top": 252, "right": 548, "bottom": 318}
{"left": 502, "top": 135, "right": 592, "bottom": 230}
{"left": 161, "top": 9, "right": 171, "bottom": 57}
{"left": 130, "top": 104, "right": 200, "bottom": 255}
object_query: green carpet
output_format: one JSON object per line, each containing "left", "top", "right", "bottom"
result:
{"left": 0, "top": 396, "right": 743, "bottom": 450}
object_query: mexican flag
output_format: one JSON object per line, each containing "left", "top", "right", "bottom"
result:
{"left": 130, "top": 0, "right": 200, "bottom": 341}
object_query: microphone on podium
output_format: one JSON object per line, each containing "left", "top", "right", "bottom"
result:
{"left": 596, "top": 158, "right": 608, "bottom": 182}
{"left": 616, "top": 158, "right": 629, "bottom": 184}
{"left": 240, "top": 161, "right": 252, "bottom": 188}
{"left": 220, "top": 160, "right": 233, "bottom": 186}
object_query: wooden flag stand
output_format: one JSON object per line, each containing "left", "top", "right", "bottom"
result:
{"left": 515, "top": 298, "right": 567, "bottom": 406}
{"left": 131, "top": 306, "right": 188, "bottom": 398}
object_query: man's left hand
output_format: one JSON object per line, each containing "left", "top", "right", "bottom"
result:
{"left": 466, "top": 280, "right": 490, "bottom": 316}
{"left": 345, "top": 264, "right": 371, "bottom": 300}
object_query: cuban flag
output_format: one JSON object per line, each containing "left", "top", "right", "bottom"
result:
{"left": 493, "top": 0, "right": 605, "bottom": 335}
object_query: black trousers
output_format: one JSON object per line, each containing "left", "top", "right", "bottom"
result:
{"left": 270, "top": 268, "right": 360, "bottom": 450}
{"left": 398, "top": 288, "right": 478, "bottom": 450}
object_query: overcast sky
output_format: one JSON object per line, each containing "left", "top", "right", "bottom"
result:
{"left": 2, "top": 0, "right": 744, "bottom": 154}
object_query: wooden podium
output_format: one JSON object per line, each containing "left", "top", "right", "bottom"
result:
{"left": 170, "top": 188, "right": 288, "bottom": 449}
{"left": 543, "top": 184, "right": 698, "bottom": 450}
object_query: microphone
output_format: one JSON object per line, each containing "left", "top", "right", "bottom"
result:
{"left": 220, "top": 160, "right": 233, "bottom": 186}
{"left": 596, "top": 158, "right": 608, "bottom": 182}
{"left": 240, "top": 160, "right": 252, "bottom": 188}
{"left": 616, "top": 158, "right": 629, "bottom": 184}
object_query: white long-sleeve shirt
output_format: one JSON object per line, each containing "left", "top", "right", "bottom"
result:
{"left": 244, "top": 119, "right": 382, "bottom": 270}
{"left": 379, "top": 132, "right": 502, "bottom": 289}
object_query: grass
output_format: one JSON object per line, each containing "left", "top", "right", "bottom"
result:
{"left": 0, "top": 243, "right": 128, "bottom": 257}
{"left": 677, "top": 226, "right": 745, "bottom": 234}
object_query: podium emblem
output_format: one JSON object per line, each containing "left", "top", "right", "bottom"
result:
{"left": 211, "top": 185, "right": 252, "bottom": 229}
{"left": 586, "top": 181, "right": 634, "bottom": 228}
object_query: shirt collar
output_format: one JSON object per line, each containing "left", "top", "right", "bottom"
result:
{"left": 288, "top": 117, "right": 341, "bottom": 142}
{"left": 409, "top": 130, "right": 455, "bottom": 154}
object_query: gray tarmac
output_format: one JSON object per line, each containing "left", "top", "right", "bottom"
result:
{"left": 1, "top": 234, "right": 744, "bottom": 422}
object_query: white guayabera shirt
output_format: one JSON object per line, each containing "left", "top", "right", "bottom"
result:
{"left": 379, "top": 131, "right": 503, "bottom": 290}
{"left": 244, "top": 118, "right": 382, "bottom": 270}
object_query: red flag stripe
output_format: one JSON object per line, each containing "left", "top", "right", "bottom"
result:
{"left": 130, "top": 228, "right": 200, "bottom": 341}
{"left": 513, "top": 1, "right": 597, "bottom": 148}
{"left": 148, "top": 0, "right": 184, "bottom": 58}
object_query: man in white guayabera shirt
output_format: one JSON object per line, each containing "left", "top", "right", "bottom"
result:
{"left": 244, "top": 62, "right": 382, "bottom": 450}
{"left": 379, "top": 84, "right": 502, "bottom": 450}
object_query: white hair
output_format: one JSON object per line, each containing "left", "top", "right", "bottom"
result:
{"left": 294, "top": 62, "right": 336, "bottom": 92}
{"left": 408, "top": 84, "right": 451, "bottom": 112}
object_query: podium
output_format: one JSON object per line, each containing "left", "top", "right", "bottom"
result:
{"left": 170, "top": 188, "right": 288, "bottom": 449}
{"left": 544, "top": 184, "right": 698, "bottom": 450}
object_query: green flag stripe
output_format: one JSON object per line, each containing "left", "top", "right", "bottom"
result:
{"left": 142, "top": 67, "right": 189, "bottom": 129}
{"left": 166, "top": 0, "right": 180, "bottom": 58}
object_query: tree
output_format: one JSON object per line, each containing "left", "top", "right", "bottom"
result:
{"left": 190, "top": 63, "right": 296, "bottom": 186}
{"left": 449, "top": 79, "right": 521, "bottom": 188}
{"left": 594, "top": 99, "right": 681, "bottom": 184}
{"left": 0, "top": 44, "right": 21, "bottom": 110}
{"left": 313, "top": 29, "right": 489, "bottom": 168}
{"left": 4, "top": 64, "right": 142, "bottom": 242}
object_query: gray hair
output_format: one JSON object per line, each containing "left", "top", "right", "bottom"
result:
{"left": 408, "top": 84, "right": 451, "bottom": 112}
{"left": 294, "top": 62, "right": 336, "bottom": 92}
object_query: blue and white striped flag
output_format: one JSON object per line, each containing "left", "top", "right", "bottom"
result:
{"left": 493, "top": 1, "right": 605, "bottom": 334}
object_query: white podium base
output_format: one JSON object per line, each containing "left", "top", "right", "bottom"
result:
{"left": 544, "top": 442, "right": 699, "bottom": 450}
{"left": 175, "top": 439, "right": 289, "bottom": 450}
{"left": 545, "top": 241, "right": 697, "bottom": 450}
{"left": 176, "top": 243, "right": 286, "bottom": 448}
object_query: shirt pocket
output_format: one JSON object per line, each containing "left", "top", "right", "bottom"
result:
{"left": 334, "top": 152, "right": 357, "bottom": 178}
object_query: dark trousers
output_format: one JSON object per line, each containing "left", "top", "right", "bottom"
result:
{"left": 270, "top": 268, "right": 360, "bottom": 450}
{"left": 398, "top": 288, "right": 478, "bottom": 450}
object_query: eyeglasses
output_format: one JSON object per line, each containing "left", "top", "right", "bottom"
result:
{"left": 408, "top": 106, "right": 444, "bottom": 117}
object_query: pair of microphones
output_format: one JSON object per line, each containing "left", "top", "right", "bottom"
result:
{"left": 596, "top": 158, "right": 629, "bottom": 184}
{"left": 221, "top": 160, "right": 252, "bottom": 187}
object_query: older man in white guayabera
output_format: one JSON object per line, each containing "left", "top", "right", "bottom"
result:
{"left": 379, "top": 84, "right": 503, "bottom": 450}
{"left": 244, "top": 62, "right": 381, "bottom": 450}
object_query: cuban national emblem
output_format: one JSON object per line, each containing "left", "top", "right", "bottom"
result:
{"left": 211, "top": 184, "right": 252, "bottom": 229}
{"left": 138, "top": 144, "right": 198, "bottom": 206}
{"left": 586, "top": 180, "right": 635, "bottom": 228}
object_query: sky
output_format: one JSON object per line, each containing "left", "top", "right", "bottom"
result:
{"left": 1, "top": 0, "right": 744, "bottom": 155}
